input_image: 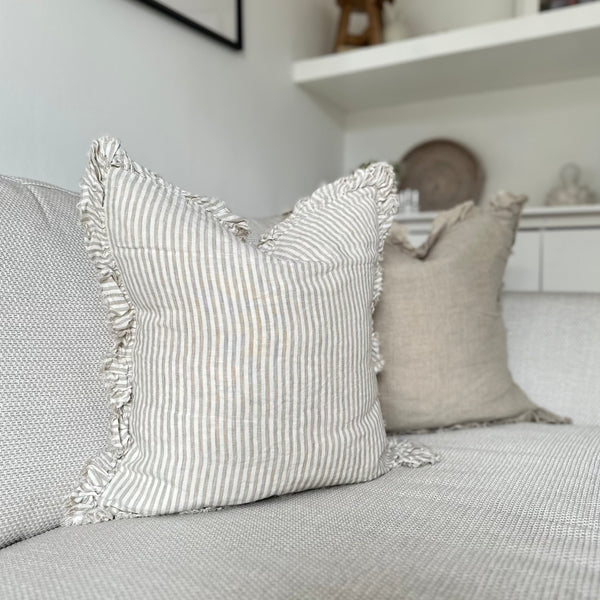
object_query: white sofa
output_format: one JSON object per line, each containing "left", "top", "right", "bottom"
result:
{"left": 0, "top": 175, "right": 598, "bottom": 599}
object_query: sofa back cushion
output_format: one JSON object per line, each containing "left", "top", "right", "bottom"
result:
{"left": 0, "top": 175, "right": 110, "bottom": 548}
{"left": 504, "top": 292, "right": 600, "bottom": 426}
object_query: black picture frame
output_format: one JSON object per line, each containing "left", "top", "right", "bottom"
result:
{"left": 137, "top": 0, "right": 243, "bottom": 51}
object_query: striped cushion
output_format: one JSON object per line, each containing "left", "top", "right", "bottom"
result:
{"left": 65, "top": 137, "right": 423, "bottom": 524}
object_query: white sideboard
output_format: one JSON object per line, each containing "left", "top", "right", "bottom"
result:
{"left": 396, "top": 205, "right": 600, "bottom": 293}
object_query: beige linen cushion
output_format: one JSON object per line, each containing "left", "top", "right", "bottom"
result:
{"left": 376, "top": 194, "right": 570, "bottom": 432}
{"left": 65, "top": 137, "right": 437, "bottom": 525}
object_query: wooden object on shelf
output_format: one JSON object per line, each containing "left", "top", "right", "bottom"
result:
{"left": 334, "top": 0, "right": 393, "bottom": 52}
{"left": 399, "top": 139, "right": 485, "bottom": 211}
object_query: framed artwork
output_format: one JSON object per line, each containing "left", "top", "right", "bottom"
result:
{"left": 138, "top": 0, "right": 243, "bottom": 50}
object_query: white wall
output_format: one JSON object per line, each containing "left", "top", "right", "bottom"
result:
{"left": 385, "top": 0, "right": 516, "bottom": 37}
{"left": 0, "top": 0, "right": 341, "bottom": 216}
{"left": 344, "top": 76, "right": 600, "bottom": 205}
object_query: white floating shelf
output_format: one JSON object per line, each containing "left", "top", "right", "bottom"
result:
{"left": 293, "top": 3, "right": 600, "bottom": 114}
{"left": 395, "top": 204, "right": 600, "bottom": 230}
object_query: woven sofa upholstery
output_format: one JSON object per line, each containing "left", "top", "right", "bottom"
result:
{"left": 0, "top": 179, "right": 599, "bottom": 599}
{"left": 0, "top": 175, "right": 111, "bottom": 548}
{"left": 504, "top": 291, "right": 600, "bottom": 427}
{"left": 1, "top": 423, "right": 598, "bottom": 600}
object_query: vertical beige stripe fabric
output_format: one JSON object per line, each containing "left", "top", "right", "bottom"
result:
{"left": 65, "top": 137, "right": 420, "bottom": 524}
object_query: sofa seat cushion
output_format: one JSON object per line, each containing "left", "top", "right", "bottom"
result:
{"left": 1, "top": 424, "right": 598, "bottom": 600}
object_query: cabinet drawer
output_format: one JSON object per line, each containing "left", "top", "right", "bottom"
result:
{"left": 543, "top": 229, "right": 600, "bottom": 293}
{"left": 505, "top": 231, "right": 541, "bottom": 292}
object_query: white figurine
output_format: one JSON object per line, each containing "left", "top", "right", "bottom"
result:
{"left": 545, "top": 163, "right": 597, "bottom": 206}
{"left": 383, "top": 4, "right": 411, "bottom": 43}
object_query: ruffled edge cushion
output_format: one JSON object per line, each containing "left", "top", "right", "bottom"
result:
{"left": 65, "top": 137, "right": 438, "bottom": 526}
{"left": 386, "top": 193, "right": 571, "bottom": 432}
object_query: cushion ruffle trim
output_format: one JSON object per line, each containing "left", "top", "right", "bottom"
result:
{"left": 383, "top": 436, "right": 440, "bottom": 469}
{"left": 400, "top": 407, "right": 572, "bottom": 435}
{"left": 388, "top": 192, "right": 528, "bottom": 258}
